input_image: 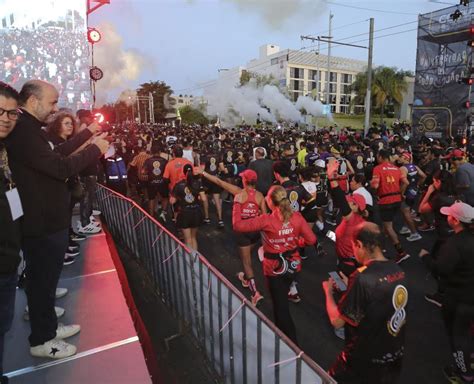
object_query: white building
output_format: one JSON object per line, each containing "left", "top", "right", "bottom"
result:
{"left": 214, "top": 44, "right": 368, "bottom": 114}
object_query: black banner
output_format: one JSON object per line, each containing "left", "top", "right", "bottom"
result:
{"left": 413, "top": 5, "right": 473, "bottom": 139}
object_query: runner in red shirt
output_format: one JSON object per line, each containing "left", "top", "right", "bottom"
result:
{"left": 163, "top": 145, "right": 192, "bottom": 192}
{"left": 370, "top": 149, "right": 409, "bottom": 263}
{"left": 233, "top": 185, "right": 316, "bottom": 344}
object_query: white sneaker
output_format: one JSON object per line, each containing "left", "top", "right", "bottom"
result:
{"left": 399, "top": 226, "right": 411, "bottom": 235}
{"left": 24, "top": 306, "right": 65, "bottom": 321}
{"left": 77, "top": 221, "right": 101, "bottom": 235}
{"left": 92, "top": 209, "right": 101, "bottom": 216}
{"left": 89, "top": 216, "right": 101, "bottom": 226}
{"left": 406, "top": 232, "right": 422, "bottom": 242}
{"left": 56, "top": 323, "right": 81, "bottom": 339}
{"left": 55, "top": 288, "right": 68, "bottom": 299}
{"left": 30, "top": 338, "right": 77, "bottom": 359}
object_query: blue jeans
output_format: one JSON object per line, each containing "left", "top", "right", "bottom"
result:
{"left": 23, "top": 229, "right": 68, "bottom": 346}
{"left": 0, "top": 273, "right": 17, "bottom": 375}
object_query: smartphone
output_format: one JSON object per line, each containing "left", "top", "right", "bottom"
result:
{"left": 326, "top": 230, "right": 336, "bottom": 242}
{"left": 329, "top": 271, "right": 347, "bottom": 291}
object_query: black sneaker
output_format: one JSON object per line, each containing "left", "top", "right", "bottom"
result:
{"left": 65, "top": 250, "right": 79, "bottom": 257}
{"left": 425, "top": 292, "right": 443, "bottom": 308}
{"left": 64, "top": 255, "right": 76, "bottom": 266}
{"left": 68, "top": 242, "right": 79, "bottom": 252}
{"left": 442, "top": 365, "right": 470, "bottom": 384}
{"left": 203, "top": 218, "right": 211, "bottom": 224}
{"left": 70, "top": 233, "right": 86, "bottom": 242}
{"left": 395, "top": 251, "right": 410, "bottom": 264}
{"left": 217, "top": 220, "right": 224, "bottom": 229}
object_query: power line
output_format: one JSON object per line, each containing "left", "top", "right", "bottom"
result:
{"left": 302, "top": 18, "right": 369, "bottom": 40}
{"left": 325, "top": 0, "right": 419, "bottom": 16}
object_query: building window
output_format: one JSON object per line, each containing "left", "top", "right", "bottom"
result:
{"left": 309, "top": 81, "right": 321, "bottom": 91}
{"left": 340, "top": 105, "right": 350, "bottom": 114}
{"left": 342, "top": 74, "right": 353, "bottom": 84}
{"left": 291, "top": 92, "right": 301, "bottom": 102}
{"left": 309, "top": 70, "right": 321, "bottom": 81}
{"left": 290, "top": 67, "right": 304, "bottom": 79}
{"left": 329, "top": 83, "right": 337, "bottom": 93}
{"left": 340, "top": 84, "right": 352, "bottom": 94}
{"left": 330, "top": 95, "right": 337, "bottom": 104}
{"left": 329, "top": 72, "right": 337, "bottom": 82}
{"left": 291, "top": 80, "right": 304, "bottom": 91}
{"left": 271, "top": 58, "right": 278, "bottom": 65}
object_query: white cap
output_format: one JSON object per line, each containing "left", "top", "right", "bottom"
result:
{"left": 440, "top": 202, "right": 474, "bottom": 224}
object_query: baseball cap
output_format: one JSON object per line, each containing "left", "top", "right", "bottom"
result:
{"left": 440, "top": 202, "right": 474, "bottom": 223}
{"left": 239, "top": 169, "right": 257, "bottom": 182}
{"left": 315, "top": 159, "right": 326, "bottom": 168}
{"left": 400, "top": 152, "right": 412, "bottom": 162}
{"left": 446, "top": 148, "right": 465, "bottom": 160}
{"left": 346, "top": 194, "right": 366, "bottom": 211}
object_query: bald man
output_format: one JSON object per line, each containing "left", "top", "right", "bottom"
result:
{"left": 5, "top": 80, "right": 109, "bottom": 359}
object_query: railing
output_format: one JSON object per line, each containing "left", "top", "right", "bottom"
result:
{"left": 96, "top": 184, "right": 335, "bottom": 384}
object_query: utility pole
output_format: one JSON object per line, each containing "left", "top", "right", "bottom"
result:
{"left": 364, "top": 18, "right": 375, "bottom": 137}
{"left": 326, "top": 12, "right": 334, "bottom": 110}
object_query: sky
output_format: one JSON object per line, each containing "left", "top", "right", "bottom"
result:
{"left": 88, "top": 0, "right": 461, "bottom": 99}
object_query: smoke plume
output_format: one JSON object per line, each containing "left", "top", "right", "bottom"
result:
{"left": 223, "top": 0, "right": 326, "bottom": 28}
{"left": 93, "top": 22, "right": 154, "bottom": 106}
{"left": 204, "top": 76, "right": 327, "bottom": 126}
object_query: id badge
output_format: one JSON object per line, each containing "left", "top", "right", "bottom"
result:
{"left": 6, "top": 187, "right": 24, "bottom": 221}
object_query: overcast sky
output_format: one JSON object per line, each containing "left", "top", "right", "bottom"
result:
{"left": 88, "top": 0, "right": 461, "bottom": 96}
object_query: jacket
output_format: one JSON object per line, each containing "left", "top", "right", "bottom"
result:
{"left": 5, "top": 110, "right": 102, "bottom": 238}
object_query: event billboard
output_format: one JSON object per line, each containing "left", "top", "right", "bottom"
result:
{"left": 413, "top": 5, "right": 474, "bottom": 139}
{"left": 0, "top": 0, "right": 91, "bottom": 111}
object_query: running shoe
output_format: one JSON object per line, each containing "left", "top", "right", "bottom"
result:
{"left": 217, "top": 220, "right": 224, "bottom": 228}
{"left": 395, "top": 251, "right": 410, "bottom": 264}
{"left": 55, "top": 288, "right": 68, "bottom": 299}
{"left": 203, "top": 218, "right": 211, "bottom": 225}
{"left": 56, "top": 323, "right": 81, "bottom": 339}
{"left": 77, "top": 221, "right": 101, "bottom": 235}
{"left": 398, "top": 226, "right": 411, "bottom": 235}
{"left": 425, "top": 292, "right": 443, "bottom": 308}
{"left": 70, "top": 233, "right": 86, "bottom": 242}
{"left": 237, "top": 272, "right": 249, "bottom": 288}
{"left": 63, "top": 255, "right": 76, "bottom": 266}
{"left": 406, "top": 232, "right": 422, "bottom": 242}
{"left": 30, "top": 338, "right": 77, "bottom": 359}
{"left": 92, "top": 209, "right": 101, "bottom": 216}
{"left": 251, "top": 291, "right": 264, "bottom": 306}
{"left": 288, "top": 293, "right": 301, "bottom": 303}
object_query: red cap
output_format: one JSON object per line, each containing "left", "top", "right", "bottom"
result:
{"left": 239, "top": 169, "right": 257, "bottom": 181}
{"left": 445, "top": 148, "right": 465, "bottom": 159}
{"left": 400, "top": 151, "right": 412, "bottom": 162}
{"left": 346, "top": 193, "right": 367, "bottom": 211}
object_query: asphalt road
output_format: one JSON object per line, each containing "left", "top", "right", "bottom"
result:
{"left": 196, "top": 201, "right": 450, "bottom": 384}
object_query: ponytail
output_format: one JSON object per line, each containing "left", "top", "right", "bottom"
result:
{"left": 269, "top": 185, "right": 294, "bottom": 223}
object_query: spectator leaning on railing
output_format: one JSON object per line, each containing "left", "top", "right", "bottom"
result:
{"left": 5, "top": 79, "right": 109, "bottom": 360}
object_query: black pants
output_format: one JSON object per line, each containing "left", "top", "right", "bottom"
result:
{"left": 442, "top": 301, "right": 474, "bottom": 378}
{"left": 265, "top": 276, "right": 297, "bottom": 344}
{"left": 80, "top": 175, "right": 97, "bottom": 227}
{"left": 0, "top": 273, "right": 17, "bottom": 375}
{"left": 330, "top": 355, "right": 402, "bottom": 384}
{"left": 23, "top": 229, "right": 69, "bottom": 346}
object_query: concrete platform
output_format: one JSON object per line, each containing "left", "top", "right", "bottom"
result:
{"left": 4, "top": 223, "right": 152, "bottom": 384}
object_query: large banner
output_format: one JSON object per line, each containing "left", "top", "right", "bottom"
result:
{"left": 413, "top": 5, "right": 473, "bottom": 139}
{"left": 0, "top": 0, "right": 91, "bottom": 111}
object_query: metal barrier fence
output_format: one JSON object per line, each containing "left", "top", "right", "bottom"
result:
{"left": 96, "top": 184, "right": 335, "bottom": 384}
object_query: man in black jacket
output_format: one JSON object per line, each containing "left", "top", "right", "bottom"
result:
{"left": 0, "top": 82, "right": 21, "bottom": 384}
{"left": 5, "top": 80, "right": 109, "bottom": 359}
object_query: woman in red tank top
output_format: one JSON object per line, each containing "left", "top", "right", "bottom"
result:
{"left": 198, "top": 167, "right": 267, "bottom": 306}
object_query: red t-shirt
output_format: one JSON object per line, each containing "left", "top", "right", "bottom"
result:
{"left": 335, "top": 213, "right": 365, "bottom": 259}
{"left": 240, "top": 189, "right": 259, "bottom": 219}
{"left": 232, "top": 204, "right": 316, "bottom": 276}
{"left": 372, "top": 162, "right": 402, "bottom": 205}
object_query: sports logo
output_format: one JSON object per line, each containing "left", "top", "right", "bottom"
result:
{"left": 209, "top": 157, "right": 217, "bottom": 172}
{"left": 290, "top": 158, "right": 297, "bottom": 171}
{"left": 184, "top": 187, "right": 195, "bottom": 203}
{"left": 152, "top": 161, "right": 161, "bottom": 176}
{"left": 289, "top": 190, "right": 299, "bottom": 212}
{"left": 387, "top": 285, "right": 408, "bottom": 337}
{"left": 356, "top": 155, "right": 364, "bottom": 170}
{"left": 227, "top": 151, "right": 233, "bottom": 163}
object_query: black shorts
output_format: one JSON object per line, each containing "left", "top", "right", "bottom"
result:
{"left": 176, "top": 208, "right": 203, "bottom": 229}
{"left": 147, "top": 182, "right": 169, "bottom": 199}
{"left": 203, "top": 179, "right": 222, "bottom": 195}
{"left": 379, "top": 202, "right": 401, "bottom": 222}
{"left": 302, "top": 208, "right": 318, "bottom": 223}
{"left": 315, "top": 194, "right": 329, "bottom": 208}
{"left": 235, "top": 231, "right": 260, "bottom": 247}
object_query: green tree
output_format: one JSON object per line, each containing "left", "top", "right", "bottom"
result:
{"left": 239, "top": 71, "right": 278, "bottom": 87}
{"left": 179, "top": 105, "right": 209, "bottom": 125}
{"left": 136, "top": 81, "right": 173, "bottom": 121}
{"left": 350, "top": 66, "right": 410, "bottom": 120}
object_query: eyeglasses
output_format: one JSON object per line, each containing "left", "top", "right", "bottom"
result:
{"left": 0, "top": 107, "right": 21, "bottom": 121}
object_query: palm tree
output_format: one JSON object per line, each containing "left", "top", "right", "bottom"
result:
{"left": 350, "top": 66, "right": 410, "bottom": 120}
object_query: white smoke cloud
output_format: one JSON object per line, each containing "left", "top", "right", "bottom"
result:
{"left": 93, "top": 22, "right": 154, "bottom": 106}
{"left": 117, "top": 89, "right": 137, "bottom": 106}
{"left": 223, "top": 0, "right": 327, "bottom": 28}
{"left": 204, "top": 76, "right": 327, "bottom": 126}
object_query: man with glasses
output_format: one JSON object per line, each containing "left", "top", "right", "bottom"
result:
{"left": 0, "top": 81, "right": 21, "bottom": 384}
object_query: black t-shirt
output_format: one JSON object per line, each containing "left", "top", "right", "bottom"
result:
{"left": 281, "top": 180, "right": 312, "bottom": 213}
{"left": 338, "top": 260, "right": 407, "bottom": 365}
{"left": 422, "top": 159, "right": 441, "bottom": 186}
{"left": 347, "top": 152, "right": 365, "bottom": 175}
{"left": 144, "top": 155, "right": 167, "bottom": 184}
{"left": 281, "top": 155, "right": 299, "bottom": 182}
{"left": 429, "top": 191, "right": 456, "bottom": 240}
{"left": 172, "top": 179, "right": 202, "bottom": 210}
{"left": 201, "top": 152, "right": 223, "bottom": 176}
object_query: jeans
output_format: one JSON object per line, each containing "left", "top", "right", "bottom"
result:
{"left": 265, "top": 276, "right": 297, "bottom": 344}
{"left": 80, "top": 175, "right": 97, "bottom": 227}
{"left": 0, "top": 273, "right": 17, "bottom": 375}
{"left": 22, "top": 229, "right": 68, "bottom": 346}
